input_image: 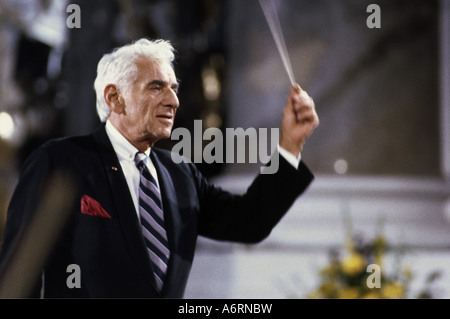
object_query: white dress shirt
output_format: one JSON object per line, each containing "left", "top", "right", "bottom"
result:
{"left": 105, "top": 120, "right": 301, "bottom": 218}
{"left": 105, "top": 120, "right": 160, "bottom": 218}
{"left": 278, "top": 144, "right": 301, "bottom": 168}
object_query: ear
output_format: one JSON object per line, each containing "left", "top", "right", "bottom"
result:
{"left": 104, "top": 84, "right": 125, "bottom": 114}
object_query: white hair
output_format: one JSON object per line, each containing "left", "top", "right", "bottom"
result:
{"left": 94, "top": 38, "right": 176, "bottom": 122}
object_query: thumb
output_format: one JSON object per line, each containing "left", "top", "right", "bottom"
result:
{"left": 290, "top": 84, "right": 302, "bottom": 112}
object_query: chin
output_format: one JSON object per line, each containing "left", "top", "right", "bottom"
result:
{"left": 158, "top": 128, "right": 173, "bottom": 140}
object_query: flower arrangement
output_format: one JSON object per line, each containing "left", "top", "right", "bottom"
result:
{"left": 306, "top": 216, "right": 442, "bottom": 299}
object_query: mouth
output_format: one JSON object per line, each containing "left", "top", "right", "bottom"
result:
{"left": 156, "top": 114, "right": 174, "bottom": 123}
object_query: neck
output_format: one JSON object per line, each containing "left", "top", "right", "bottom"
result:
{"left": 133, "top": 139, "right": 155, "bottom": 153}
{"left": 108, "top": 120, "right": 157, "bottom": 152}
{"left": 106, "top": 119, "right": 156, "bottom": 153}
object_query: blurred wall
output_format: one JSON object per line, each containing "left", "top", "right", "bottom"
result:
{"left": 226, "top": 0, "right": 440, "bottom": 177}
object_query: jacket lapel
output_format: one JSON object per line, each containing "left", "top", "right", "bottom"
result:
{"left": 91, "top": 126, "right": 158, "bottom": 291}
{"left": 150, "top": 150, "right": 181, "bottom": 292}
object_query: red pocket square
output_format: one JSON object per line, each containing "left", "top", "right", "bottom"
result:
{"left": 81, "top": 195, "right": 111, "bottom": 219}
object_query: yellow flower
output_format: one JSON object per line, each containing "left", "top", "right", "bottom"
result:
{"left": 337, "top": 287, "right": 360, "bottom": 299}
{"left": 320, "top": 263, "right": 339, "bottom": 277}
{"left": 341, "top": 252, "right": 366, "bottom": 275}
{"left": 306, "top": 291, "right": 321, "bottom": 299}
{"left": 382, "top": 282, "right": 405, "bottom": 298}
{"left": 318, "top": 281, "right": 336, "bottom": 297}
{"left": 361, "top": 291, "right": 381, "bottom": 299}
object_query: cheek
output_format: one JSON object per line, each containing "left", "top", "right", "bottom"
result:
{"left": 135, "top": 99, "right": 154, "bottom": 119}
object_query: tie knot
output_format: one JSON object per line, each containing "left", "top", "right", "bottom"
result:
{"left": 135, "top": 152, "right": 147, "bottom": 169}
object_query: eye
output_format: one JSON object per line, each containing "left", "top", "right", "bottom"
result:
{"left": 150, "top": 85, "right": 162, "bottom": 92}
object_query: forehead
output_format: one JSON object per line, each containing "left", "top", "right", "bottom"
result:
{"left": 134, "top": 57, "right": 176, "bottom": 83}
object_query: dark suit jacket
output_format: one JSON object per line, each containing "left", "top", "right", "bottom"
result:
{"left": 0, "top": 125, "right": 313, "bottom": 298}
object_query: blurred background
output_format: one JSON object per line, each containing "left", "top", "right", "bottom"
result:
{"left": 0, "top": 0, "right": 449, "bottom": 298}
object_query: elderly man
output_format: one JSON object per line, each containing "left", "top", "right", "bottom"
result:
{"left": 0, "top": 38, "right": 318, "bottom": 298}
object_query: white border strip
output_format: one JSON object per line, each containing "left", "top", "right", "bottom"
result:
{"left": 441, "top": 0, "right": 450, "bottom": 181}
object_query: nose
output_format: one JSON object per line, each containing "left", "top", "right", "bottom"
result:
{"left": 163, "top": 87, "right": 179, "bottom": 109}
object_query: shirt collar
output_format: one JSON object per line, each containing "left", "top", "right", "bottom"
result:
{"left": 105, "top": 120, "right": 151, "bottom": 162}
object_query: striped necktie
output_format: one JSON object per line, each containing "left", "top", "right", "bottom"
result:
{"left": 135, "top": 152, "right": 170, "bottom": 291}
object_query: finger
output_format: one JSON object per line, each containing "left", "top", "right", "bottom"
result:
{"left": 290, "top": 90, "right": 303, "bottom": 112}
{"left": 296, "top": 106, "right": 318, "bottom": 123}
{"left": 300, "top": 89, "right": 313, "bottom": 104}
{"left": 294, "top": 97, "right": 315, "bottom": 116}
{"left": 296, "top": 110, "right": 315, "bottom": 123}
{"left": 291, "top": 87, "right": 313, "bottom": 110}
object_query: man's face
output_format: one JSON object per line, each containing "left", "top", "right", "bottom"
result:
{"left": 116, "top": 57, "right": 179, "bottom": 148}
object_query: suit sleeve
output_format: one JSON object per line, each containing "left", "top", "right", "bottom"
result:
{"left": 194, "top": 154, "right": 314, "bottom": 243}
{"left": 0, "top": 147, "right": 52, "bottom": 297}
